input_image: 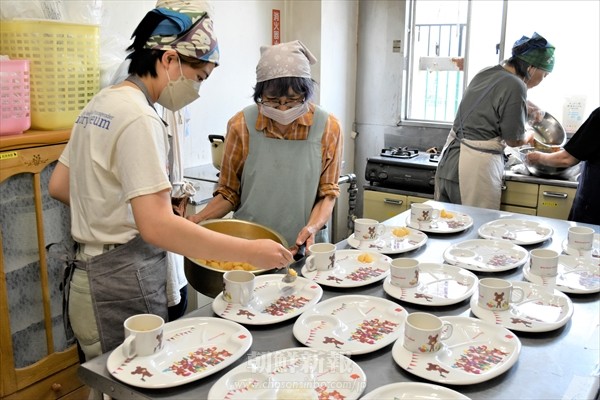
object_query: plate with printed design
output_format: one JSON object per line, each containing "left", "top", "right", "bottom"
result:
{"left": 106, "top": 317, "right": 252, "bottom": 389}
{"left": 478, "top": 218, "right": 553, "bottom": 245}
{"left": 361, "top": 382, "right": 471, "bottom": 400}
{"left": 443, "top": 239, "right": 529, "bottom": 272}
{"left": 392, "top": 316, "right": 521, "bottom": 385}
{"left": 470, "top": 281, "right": 574, "bottom": 332}
{"left": 301, "top": 249, "right": 391, "bottom": 288}
{"left": 207, "top": 347, "right": 367, "bottom": 400}
{"left": 383, "top": 263, "right": 478, "bottom": 306}
{"left": 406, "top": 211, "right": 474, "bottom": 234}
{"left": 293, "top": 295, "right": 407, "bottom": 355}
{"left": 523, "top": 255, "right": 600, "bottom": 294}
{"left": 212, "top": 275, "right": 323, "bottom": 325}
{"left": 347, "top": 226, "right": 428, "bottom": 254}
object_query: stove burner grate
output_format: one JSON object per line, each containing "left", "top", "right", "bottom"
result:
{"left": 380, "top": 147, "right": 419, "bottom": 159}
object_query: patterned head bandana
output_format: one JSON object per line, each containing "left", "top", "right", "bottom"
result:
{"left": 512, "top": 32, "right": 554, "bottom": 72}
{"left": 143, "top": 0, "right": 219, "bottom": 65}
{"left": 256, "top": 40, "right": 317, "bottom": 82}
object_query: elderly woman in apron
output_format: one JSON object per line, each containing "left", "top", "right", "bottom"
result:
{"left": 48, "top": 0, "right": 292, "bottom": 374}
{"left": 435, "top": 32, "right": 555, "bottom": 210}
{"left": 188, "top": 40, "right": 343, "bottom": 255}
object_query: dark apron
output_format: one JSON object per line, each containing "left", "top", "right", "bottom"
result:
{"left": 61, "top": 235, "right": 168, "bottom": 353}
{"left": 569, "top": 161, "right": 600, "bottom": 225}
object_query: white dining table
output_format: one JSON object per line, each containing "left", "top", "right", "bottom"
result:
{"left": 78, "top": 201, "right": 600, "bottom": 400}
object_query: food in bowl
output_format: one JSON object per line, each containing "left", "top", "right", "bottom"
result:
{"left": 194, "top": 259, "right": 257, "bottom": 271}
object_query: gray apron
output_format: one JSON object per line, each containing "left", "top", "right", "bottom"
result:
{"left": 234, "top": 104, "right": 328, "bottom": 246}
{"left": 61, "top": 235, "right": 168, "bottom": 353}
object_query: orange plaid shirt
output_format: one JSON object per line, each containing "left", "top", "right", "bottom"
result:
{"left": 215, "top": 103, "right": 343, "bottom": 208}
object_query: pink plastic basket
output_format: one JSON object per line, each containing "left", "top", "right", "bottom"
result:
{"left": 0, "top": 59, "right": 30, "bottom": 135}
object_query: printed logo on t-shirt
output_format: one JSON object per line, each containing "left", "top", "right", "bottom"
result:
{"left": 75, "top": 111, "right": 113, "bottom": 130}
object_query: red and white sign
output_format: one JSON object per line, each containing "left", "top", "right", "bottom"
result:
{"left": 272, "top": 9, "right": 280, "bottom": 45}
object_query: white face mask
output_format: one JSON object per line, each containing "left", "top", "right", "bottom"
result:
{"left": 157, "top": 58, "right": 201, "bottom": 111}
{"left": 260, "top": 102, "right": 309, "bottom": 125}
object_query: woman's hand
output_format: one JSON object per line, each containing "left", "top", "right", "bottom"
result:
{"left": 250, "top": 239, "right": 293, "bottom": 270}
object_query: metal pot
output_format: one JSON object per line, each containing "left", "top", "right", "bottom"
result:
{"left": 184, "top": 219, "right": 289, "bottom": 298}
{"left": 518, "top": 147, "right": 578, "bottom": 177}
{"left": 208, "top": 134, "right": 225, "bottom": 171}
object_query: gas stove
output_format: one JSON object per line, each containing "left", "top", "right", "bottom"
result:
{"left": 365, "top": 148, "right": 440, "bottom": 195}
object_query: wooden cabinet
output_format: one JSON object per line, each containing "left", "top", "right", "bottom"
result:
{"left": 0, "top": 130, "right": 88, "bottom": 399}
{"left": 363, "top": 190, "right": 429, "bottom": 221}
{"left": 500, "top": 180, "right": 576, "bottom": 219}
{"left": 500, "top": 181, "right": 538, "bottom": 216}
{"left": 537, "top": 184, "right": 576, "bottom": 220}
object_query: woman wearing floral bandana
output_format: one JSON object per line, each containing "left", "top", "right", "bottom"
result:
{"left": 48, "top": 0, "right": 292, "bottom": 370}
{"left": 189, "top": 40, "right": 343, "bottom": 256}
{"left": 435, "top": 32, "right": 555, "bottom": 209}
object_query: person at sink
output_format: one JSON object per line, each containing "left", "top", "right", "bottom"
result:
{"left": 435, "top": 32, "right": 554, "bottom": 210}
{"left": 526, "top": 107, "right": 600, "bottom": 224}
{"left": 188, "top": 40, "right": 343, "bottom": 252}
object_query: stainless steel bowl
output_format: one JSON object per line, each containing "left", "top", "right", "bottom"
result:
{"left": 529, "top": 112, "right": 566, "bottom": 147}
{"left": 184, "top": 219, "right": 288, "bottom": 297}
{"left": 518, "top": 147, "right": 578, "bottom": 177}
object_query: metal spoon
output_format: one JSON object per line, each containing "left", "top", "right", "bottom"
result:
{"left": 281, "top": 245, "right": 305, "bottom": 284}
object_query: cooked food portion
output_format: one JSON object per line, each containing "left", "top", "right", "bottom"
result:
{"left": 357, "top": 253, "right": 375, "bottom": 263}
{"left": 288, "top": 268, "right": 298, "bottom": 276}
{"left": 196, "top": 259, "right": 257, "bottom": 271}
{"left": 440, "top": 209, "right": 454, "bottom": 219}
{"left": 392, "top": 227, "right": 411, "bottom": 237}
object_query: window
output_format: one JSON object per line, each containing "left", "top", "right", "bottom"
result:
{"left": 403, "top": 0, "right": 600, "bottom": 132}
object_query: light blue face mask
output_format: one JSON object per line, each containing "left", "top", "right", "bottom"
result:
{"left": 157, "top": 58, "right": 201, "bottom": 111}
{"left": 260, "top": 102, "right": 309, "bottom": 125}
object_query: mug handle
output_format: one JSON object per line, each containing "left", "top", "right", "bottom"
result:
{"left": 122, "top": 334, "right": 136, "bottom": 358}
{"left": 511, "top": 287, "right": 525, "bottom": 303}
{"left": 305, "top": 255, "right": 316, "bottom": 272}
{"left": 440, "top": 322, "right": 453, "bottom": 340}
{"left": 240, "top": 285, "right": 252, "bottom": 306}
{"left": 376, "top": 224, "right": 386, "bottom": 237}
{"left": 430, "top": 209, "right": 441, "bottom": 220}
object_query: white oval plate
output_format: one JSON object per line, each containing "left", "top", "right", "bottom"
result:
{"left": 443, "top": 239, "right": 529, "bottom": 272}
{"left": 383, "top": 263, "right": 478, "bottom": 306}
{"left": 293, "top": 295, "right": 407, "bottom": 355}
{"left": 361, "top": 382, "right": 471, "bottom": 400}
{"left": 392, "top": 316, "right": 521, "bottom": 385}
{"left": 301, "top": 249, "right": 391, "bottom": 288}
{"left": 562, "top": 233, "right": 600, "bottom": 257}
{"left": 207, "top": 347, "right": 367, "bottom": 400}
{"left": 212, "top": 275, "right": 323, "bottom": 325}
{"left": 523, "top": 255, "right": 600, "bottom": 294}
{"left": 406, "top": 211, "right": 473, "bottom": 234}
{"left": 470, "top": 281, "right": 574, "bottom": 332}
{"left": 478, "top": 218, "right": 554, "bottom": 245}
{"left": 347, "top": 226, "right": 427, "bottom": 254}
{"left": 106, "top": 317, "right": 252, "bottom": 389}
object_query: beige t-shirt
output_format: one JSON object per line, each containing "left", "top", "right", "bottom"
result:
{"left": 59, "top": 86, "right": 171, "bottom": 244}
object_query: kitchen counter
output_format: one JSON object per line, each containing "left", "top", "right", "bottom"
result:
{"left": 77, "top": 201, "right": 599, "bottom": 400}
{"left": 504, "top": 169, "right": 579, "bottom": 189}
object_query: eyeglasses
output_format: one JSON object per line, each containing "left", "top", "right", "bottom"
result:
{"left": 259, "top": 96, "right": 305, "bottom": 108}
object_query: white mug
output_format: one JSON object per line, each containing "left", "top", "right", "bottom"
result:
{"left": 122, "top": 314, "right": 164, "bottom": 358}
{"left": 529, "top": 249, "right": 559, "bottom": 277}
{"left": 390, "top": 258, "right": 419, "bottom": 288}
{"left": 478, "top": 278, "right": 524, "bottom": 311}
{"left": 223, "top": 270, "right": 255, "bottom": 305}
{"left": 410, "top": 203, "right": 440, "bottom": 224}
{"left": 567, "top": 226, "right": 594, "bottom": 252}
{"left": 354, "top": 218, "right": 385, "bottom": 242}
{"left": 403, "top": 312, "right": 453, "bottom": 353}
{"left": 305, "top": 243, "right": 337, "bottom": 272}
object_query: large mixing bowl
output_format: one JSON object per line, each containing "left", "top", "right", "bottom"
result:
{"left": 529, "top": 112, "right": 566, "bottom": 148}
{"left": 518, "top": 147, "right": 578, "bottom": 177}
{"left": 184, "top": 219, "right": 288, "bottom": 297}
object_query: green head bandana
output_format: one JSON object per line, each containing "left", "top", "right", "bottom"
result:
{"left": 512, "top": 32, "right": 555, "bottom": 72}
